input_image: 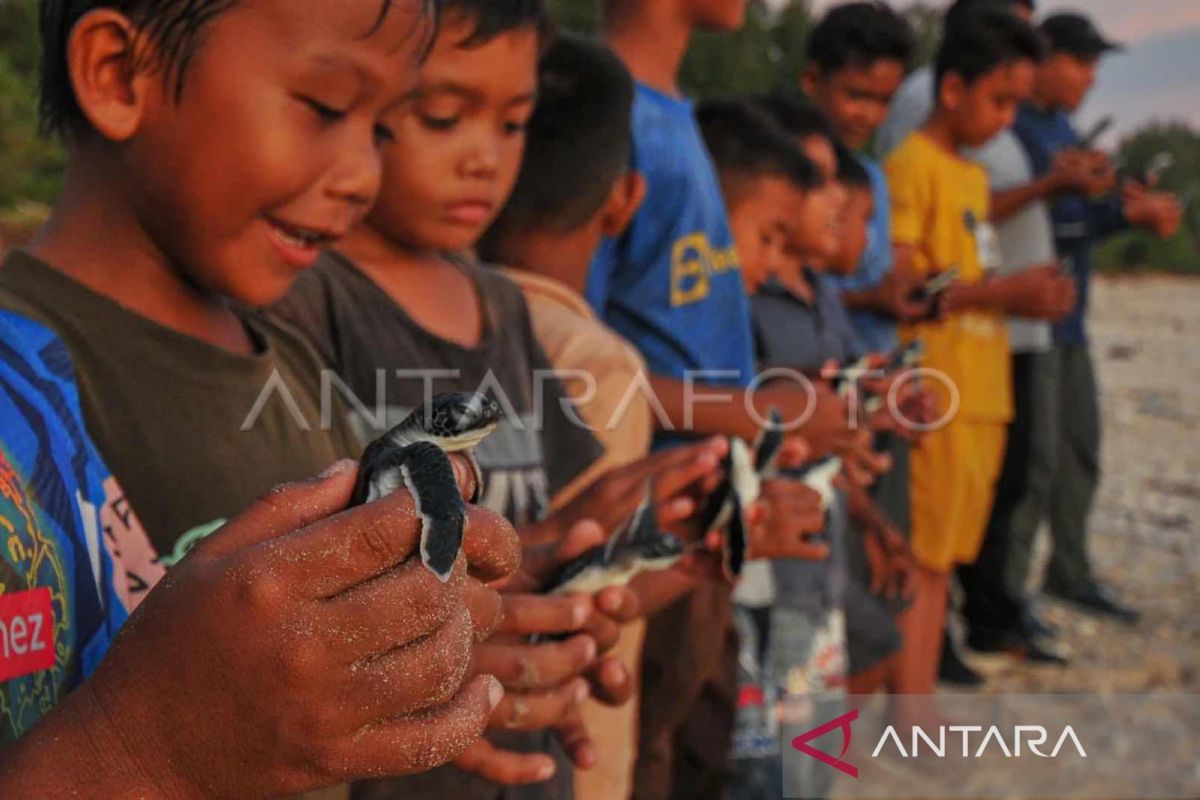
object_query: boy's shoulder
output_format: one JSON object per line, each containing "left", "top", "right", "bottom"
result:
{"left": 501, "top": 268, "right": 647, "bottom": 373}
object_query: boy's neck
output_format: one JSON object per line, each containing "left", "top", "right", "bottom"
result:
{"left": 28, "top": 156, "right": 254, "bottom": 355}
{"left": 920, "top": 111, "right": 967, "bottom": 157}
{"left": 490, "top": 229, "right": 593, "bottom": 298}
{"left": 336, "top": 224, "right": 485, "bottom": 349}
{"left": 604, "top": 3, "right": 693, "bottom": 95}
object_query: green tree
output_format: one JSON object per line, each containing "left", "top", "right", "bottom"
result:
{"left": 0, "top": 0, "right": 65, "bottom": 231}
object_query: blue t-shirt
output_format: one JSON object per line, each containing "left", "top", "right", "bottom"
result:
{"left": 0, "top": 311, "right": 133, "bottom": 743}
{"left": 828, "top": 156, "right": 899, "bottom": 354}
{"left": 588, "top": 82, "right": 755, "bottom": 389}
{"left": 1013, "top": 105, "right": 1127, "bottom": 346}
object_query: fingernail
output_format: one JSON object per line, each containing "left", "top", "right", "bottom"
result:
{"left": 583, "top": 637, "right": 597, "bottom": 662}
{"left": 572, "top": 601, "right": 589, "bottom": 629}
{"left": 318, "top": 458, "right": 356, "bottom": 480}
{"left": 487, "top": 676, "right": 504, "bottom": 710}
{"left": 536, "top": 762, "right": 556, "bottom": 781}
{"left": 574, "top": 679, "right": 590, "bottom": 704}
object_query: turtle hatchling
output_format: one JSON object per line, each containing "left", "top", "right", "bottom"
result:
{"left": 542, "top": 482, "right": 685, "bottom": 595}
{"left": 698, "top": 408, "right": 785, "bottom": 579}
{"left": 351, "top": 392, "right": 501, "bottom": 581}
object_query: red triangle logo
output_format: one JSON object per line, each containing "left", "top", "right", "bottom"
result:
{"left": 791, "top": 708, "right": 859, "bottom": 778}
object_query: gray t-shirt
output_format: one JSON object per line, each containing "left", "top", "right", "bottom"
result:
{"left": 876, "top": 68, "right": 934, "bottom": 158}
{"left": 969, "top": 131, "right": 1055, "bottom": 353}
{"left": 750, "top": 273, "right": 857, "bottom": 615}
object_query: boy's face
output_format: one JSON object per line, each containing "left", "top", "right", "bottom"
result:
{"left": 1038, "top": 52, "right": 1099, "bottom": 112}
{"left": 685, "top": 0, "right": 749, "bottom": 32}
{"left": 122, "top": 0, "right": 428, "bottom": 306}
{"left": 727, "top": 175, "right": 806, "bottom": 290}
{"left": 796, "top": 134, "right": 845, "bottom": 263}
{"left": 804, "top": 59, "right": 907, "bottom": 151}
{"left": 946, "top": 60, "right": 1030, "bottom": 148}
{"left": 829, "top": 186, "right": 873, "bottom": 277}
{"left": 367, "top": 15, "right": 539, "bottom": 253}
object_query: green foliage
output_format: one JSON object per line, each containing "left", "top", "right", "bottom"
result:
{"left": 1095, "top": 123, "right": 1200, "bottom": 273}
{"left": 0, "top": 0, "right": 64, "bottom": 220}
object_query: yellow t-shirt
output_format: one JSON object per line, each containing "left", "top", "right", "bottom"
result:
{"left": 886, "top": 132, "right": 1013, "bottom": 423}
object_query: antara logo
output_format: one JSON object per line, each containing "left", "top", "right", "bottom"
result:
{"left": 791, "top": 708, "right": 1088, "bottom": 778}
{"left": 791, "top": 708, "right": 860, "bottom": 778}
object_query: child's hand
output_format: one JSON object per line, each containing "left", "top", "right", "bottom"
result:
{"left": 756, "top": 381, "right": 858, "bottom": 459}
{"left": 533, "top": 438, "right": 728, "bottom": 541}
{"left": 745, "top": 478, "right": 829, "bottom": 562}
{"left": 1123, "top": 184, "right": 1183, "bottom": 238}
{"left": 37, "top": 460, "right": 518, "bottom": 799}
{"left": 864, "top": 518, "right": 916, "bottom": 602}
{"left": 875, "top": 265, "right": 934, "bottom": 323}
{"left": 1048, "top": 148, "right": 1104, "bottom": 196}
{"left": 991, "top": 265, "right": 1077, "bottom": 321}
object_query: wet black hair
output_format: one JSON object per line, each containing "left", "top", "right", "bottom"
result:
{"left": 480, "top": 33, "right": 633, "bottom": 244}
{"left": 835, "top": 143, "right": 871, "bottom": 190}
{"left": 441, "top": 0, "right": 552, "bottom": 49}
{"left": 754, "top": 91, "right": 835, "bottom": 146}
{"left": 935, "top": 6, "right": 1045, "bottom": 91}
{"left": 806, "top": 1, "right": 916, "bottom": 74}
{"left": 698, "top": 98, "right": 822, "bottom": 197}
{"left": 39, "top": 0, "right": 435, "bottom": 138}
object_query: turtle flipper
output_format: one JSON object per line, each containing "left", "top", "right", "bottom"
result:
{"left": 353, "top": 439, "right": 466, "bottom": 582}
{"left": 399, "top": 441, "right": 466, "bottom": 582}
{"left": 724, "top": 488, "right": 747, "bottom": 580}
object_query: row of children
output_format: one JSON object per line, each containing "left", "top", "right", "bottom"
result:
{"left": 0, "top": 1, "right": 1182, "bottom": 800}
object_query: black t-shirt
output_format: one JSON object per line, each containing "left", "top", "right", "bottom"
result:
{"left": 0, "top": 251, "right": 358, "bottom": 559}
{"left": 272, "top": 251, "right": 603, "bottom": 528}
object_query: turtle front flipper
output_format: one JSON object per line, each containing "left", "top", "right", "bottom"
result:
{"left": 399, "top": 441, "right": 467, "bottom": 582}
{"left": 353, "top": 439, "right": 466, "bottom": 582}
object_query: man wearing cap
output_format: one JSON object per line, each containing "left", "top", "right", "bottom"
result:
{"left": 1007, "top": 12, "right": 1181, "bottom": 624}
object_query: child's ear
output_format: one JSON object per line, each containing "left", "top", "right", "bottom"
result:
{"left": 939, "top": 73, "right": 966, "bottom": 113}
{"left": 68, "top": 9, "right": 155, "bottom": 141}
{"left": 800, "top": 64, "right": 821, "bottom": 97}
{"left": 600, "top": 172, "right": 648, "bottom": 237}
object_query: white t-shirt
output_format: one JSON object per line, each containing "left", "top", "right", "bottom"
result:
{"left": 970, "top": 130, "right": 1056, "bottom": 353}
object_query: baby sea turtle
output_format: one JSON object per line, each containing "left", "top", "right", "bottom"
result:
{"left": 541, "top": 482, "right": 684, "bottom": 595}
{"left": 698, "top": 408, "right": 785, "bottom": 579}
{"left": 351, "top": 392, "right": 501, "bottom": 582}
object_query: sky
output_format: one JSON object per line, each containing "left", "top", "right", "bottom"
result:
{"left": 797, "top": 0, "right": 1200, "bottom": 144}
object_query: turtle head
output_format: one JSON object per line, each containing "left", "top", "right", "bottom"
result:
{"left": 427, "top": 392, "right": 502, "bottom": 451}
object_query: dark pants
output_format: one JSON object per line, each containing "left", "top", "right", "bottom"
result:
{"left": 961, "top": 351, "right": 1058, "bottom": 635}
{"left": 1043, "top": 344, "right": 1101, "bottom": 594}
{"left": 634, "top": 582, "right": 735, "bottom": 800}
{"left": 962, "top": 345, "right": 1100, "bottom": 635}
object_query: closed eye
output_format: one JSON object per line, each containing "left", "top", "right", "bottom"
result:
{"left": 300, "top": 96, "right": 347, "bottom": 123}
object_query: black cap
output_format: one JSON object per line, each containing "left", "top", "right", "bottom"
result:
{"left": 1040, "top": 13, "right": 1124, "bottom": 58}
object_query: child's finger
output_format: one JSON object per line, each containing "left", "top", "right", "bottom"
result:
{"left": 494, "top": 594, "right": 591, "bottom": 637}
{"left": 207, "top": 459, "right": 359, "bottom": 558}
{"left": 491, "top": 678, "right": 589, "bottom": 731}
{"left": 453, "top": 737, "right": 557, "bottom": 786}
{"left": 474, "top": 634, "right": 597, "bottom": 692}
{"left": 347, "top": 674, "right": 502, "bottom": 779}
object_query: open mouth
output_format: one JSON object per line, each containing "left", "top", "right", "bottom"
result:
{"left": 266, "top": 217, "right": 340, "bottom": 249}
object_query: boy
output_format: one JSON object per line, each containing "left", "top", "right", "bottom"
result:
{"left": 801, "top": 1, "right": 924, "bottom": 352}
{"left": 0, "top": 0, "right": 523, "bottom": 792}
{"left": 0, "top": 0, "right": 430, "bottom": 556}
{"left": 1005, "top": 12, "right": 1181, "bottom": 624}
{"left": 876, "top": 0, "right": 1036, "bottom": 158}
{"left": 597, "top": 4, "right": 845, "bottom": 797}
{"left": 275, "top": 7, "right": 717, "bottom": 798}
{"left": 477, "top": 34, "right": 651, "bottom": 800}
{"left": 883, "top": 7, "right": 1062, "bottom": 701}
{"left": 700, "top": 99, "right": 848, "bottom": 800}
